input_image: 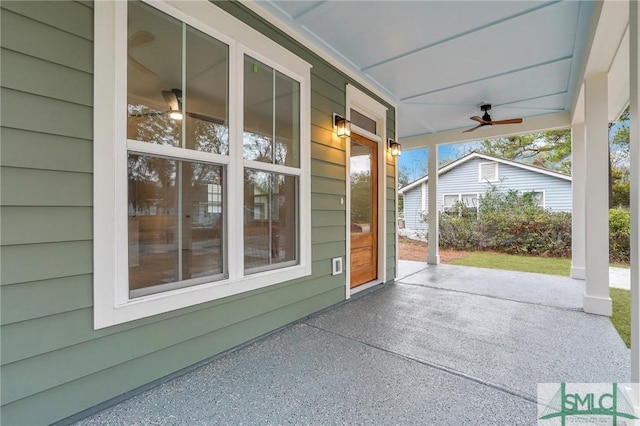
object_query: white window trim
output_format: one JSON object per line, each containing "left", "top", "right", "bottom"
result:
{"left": 479, "top": 161, "right": 499, "bottom": 182}
{"left": 94, "top": 0, "right": 311, "bottom": 329}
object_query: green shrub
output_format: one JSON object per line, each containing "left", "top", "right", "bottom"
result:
{"left": 609, "top": 208, "right": 630, "bottom": 263}
{"left": 436, "top": 186, "right": 572, "bottom": 257}
{"left": 426, "top": 187, "right": 631, "bottom": 263}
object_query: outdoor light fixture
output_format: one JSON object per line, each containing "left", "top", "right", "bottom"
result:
{"left": 333, "top": 113, "right": 351, "bottom": 138}
{"left": 388, "top": 139, "right": 401, "bottom": 157}
{"left": 169, "top": 110, "right": 183, "bottom": 120}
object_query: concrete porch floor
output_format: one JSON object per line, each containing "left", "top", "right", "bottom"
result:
{"left": 72, "top": 263, "right": 629, "bottom": 425}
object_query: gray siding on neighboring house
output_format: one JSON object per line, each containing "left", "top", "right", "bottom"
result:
{"left": 0, "top": 1, "right": 397, "bottom": 424}
{"left": 402, "top": 184, "right": 426, "bottom": 230}
{"left": 401, "top": 156, "right": 571, "bottom": 231}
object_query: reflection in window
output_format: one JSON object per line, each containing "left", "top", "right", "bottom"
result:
{"left": 207, "top": 183, "right": 222, "bottom": 214}
{"left": 350, "top": 142, "right": 373, "bottom": 232}
{"left": 243, "top": 170, "right": 297, "bottom": 272}
{"left": 127, "top": 0, "right": 229, "bottom": 154}
{"left": 244, "top": 56, "right": 299, "bottom": 167}
{"left": 128, "top": 154, "right": 224, "bottom": 297}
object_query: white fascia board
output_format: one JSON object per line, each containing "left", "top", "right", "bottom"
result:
{"left": 399, "top": 176, "right": 428, "bottom": 193}
{"left": 242, "top": 1, "right": 398, "bottom": 109}
{"left": 463, "top": 153, "right": 572, "bottom": 181}
{"left": 399, "top": 150, "right": 570, "bottom": 194}
{"left": 400, "top": 112, "right": 571, "bottom": 149}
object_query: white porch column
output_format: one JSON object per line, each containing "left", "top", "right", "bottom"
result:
{"left": 583, "top": 73, "right": 612, "bottom": 316}
{"left": 571, "top": 122, "right": 586, "bottom": 280}
{"left": 629, "top": 0, "right": 640, "bottom": 394}
{"left": 427, "top": 145, "right": 440, "bottom": 264}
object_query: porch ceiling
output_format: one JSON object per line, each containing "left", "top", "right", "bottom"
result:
{"left": 248, "top": 1, "right": 626, "bottom": 144}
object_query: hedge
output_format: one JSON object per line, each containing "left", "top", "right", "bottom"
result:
{"left": 429, "top": 187, "right": 630, "bottom": 262}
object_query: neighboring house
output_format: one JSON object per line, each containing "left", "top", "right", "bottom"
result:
{"left": 399, "top": 152, "right": 572, "bottom": 230}
{"left": 1, "top": 2, "right": 397, "bottom": 424}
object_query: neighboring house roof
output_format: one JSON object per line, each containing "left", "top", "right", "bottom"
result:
{"left": 398, "top": 152, "right": 572, "bottom": 194}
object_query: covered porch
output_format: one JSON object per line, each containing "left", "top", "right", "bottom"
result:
{"left": 251, "top": 0, "right": 639, "bottom": 411}
{"left": 70, "top": 263, "right": 629, "bottom": 424}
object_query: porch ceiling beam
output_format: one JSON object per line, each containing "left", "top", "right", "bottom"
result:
{"left": 399, "top": 112, "right": 570, "bottom": 150}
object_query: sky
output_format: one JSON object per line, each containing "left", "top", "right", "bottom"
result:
{"left": 399, "top": 141, "right": 481, "bottom": 183}
{"left": 399, "top": 115, "right": 629, "bottom": 185}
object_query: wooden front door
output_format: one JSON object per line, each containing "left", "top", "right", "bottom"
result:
{"left": 350, "top": 134, "right": 377, "bottom": 288}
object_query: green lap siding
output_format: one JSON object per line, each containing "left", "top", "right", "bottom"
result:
{"left": 0, "top": 1, "right": 396, "bottom": 424}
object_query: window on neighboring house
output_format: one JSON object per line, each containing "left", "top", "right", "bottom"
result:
{"left": 461, "top": 193, "right": 478, "bottom": 209}
{"left": 479, "top": 162, "right": 498, "bottom": 182}
{"left": 443, "top": 193, "right": 478, "bottom": 216}
{"left": 443, "top": 195, "right": 459, "bottom": 211}
{"left": 94, "top": 0, "right": 311, "bottom": 328}
{"left": 524, "top": 190, "right": 545, "bottom": 208}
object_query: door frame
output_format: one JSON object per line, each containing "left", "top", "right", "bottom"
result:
{"left": 345, "top": 84, "right": 388, "bottom": 298}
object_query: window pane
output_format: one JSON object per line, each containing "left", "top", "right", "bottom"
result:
{"left": 244, "top": 56, "right": 274, "bottom": 163}
{"left": 244, "top": 170, "right": 297, "bottom": 272}
{"left": 127, "top": 1, "right": 182, "bottom": 146}
{"left": 461, "top": 194, "right": 477, "bottom": 208}
{"left": 275, "top": 71, "right": 300, "bottom": 167}
{"left": 185, "top": 25, "right": 229, "bottom": 155}
{"left": 128, "top": 154, "right": 224, "bottom": 296}
{"left": 350, "top": 141, "right": 373, "bottom": 230}
{"left": 128, "top": 155, "right": 179, "bottom": 290}
{"left": 444, "top": 195, "right": 458, "bottom": 208}
{"left": 183, "top": 162, "right": 224, "bottom": 280}
{"left": 243, "top": 57, "right": 300, "bottom": 166}
{"left": 127, "top": 1, "right": 229, "bottom": 155}
{"left": 350, "top": 109, "right": 377, "bottom": 134}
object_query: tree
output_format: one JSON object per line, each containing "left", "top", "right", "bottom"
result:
{"left": 609, "top": 105, "right": 630, "bottom": 207}
{"left": 474, "top": 129, "right": 572, "bottom": 173}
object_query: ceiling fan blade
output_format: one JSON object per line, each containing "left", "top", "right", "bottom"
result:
{"left": 162, "top": 90, "right": 180, "bottom": 111}
{"left": 463, "top": 124, "right": 484, "bottom": 133}
{"left": 491, "top": 118, "right": 523, "bottom": 125}
{"left": 186, "top": 111, "right": 225, "bottom": 125}
{"left": 470, "top": 116, "right": 484, "bottom": 124}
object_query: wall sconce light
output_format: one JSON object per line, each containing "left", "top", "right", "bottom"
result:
{"left": 333, "top": 113, "right": 351, "bottom": 138}
{"left": 388, "top": 139, "right": 402, "bottom": 156}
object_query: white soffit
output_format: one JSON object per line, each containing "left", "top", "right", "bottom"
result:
{"left": 254, "top": 0, "right": 603, "bottom": 142}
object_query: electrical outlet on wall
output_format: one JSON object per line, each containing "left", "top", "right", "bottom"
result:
{"left": 331, "top": 257, "right": 343, "bottom": 275}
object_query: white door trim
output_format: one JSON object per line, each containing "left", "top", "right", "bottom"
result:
{"left": 345, "top": 84, "right": 388, "bottom": 298}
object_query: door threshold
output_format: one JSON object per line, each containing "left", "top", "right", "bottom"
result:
{"left": 350, "top": 279, "right": 383, "bottom": 296}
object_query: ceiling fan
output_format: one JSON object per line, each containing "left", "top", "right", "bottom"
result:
{"left": 463, "top": 104, "right": 523, "bottom": 133}
{"left": 129, "top": 88, "right": 225, "bottom": 125}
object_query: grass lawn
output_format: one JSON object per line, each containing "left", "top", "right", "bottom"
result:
{"left": 449, "top": 251, "right": 630, "bottom": 348}
{"left": 449, "top": 251, "right": 571, "bottom": 276}
{"left": 611, "top": 288, "right": 631, "bottom": 348}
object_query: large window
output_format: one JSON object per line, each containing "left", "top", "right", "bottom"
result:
{"left": 126, "top": 1, "right": 229, "bottom": 298}
{"left": 94, "top": 0, "right": 311, "bottom": 328}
